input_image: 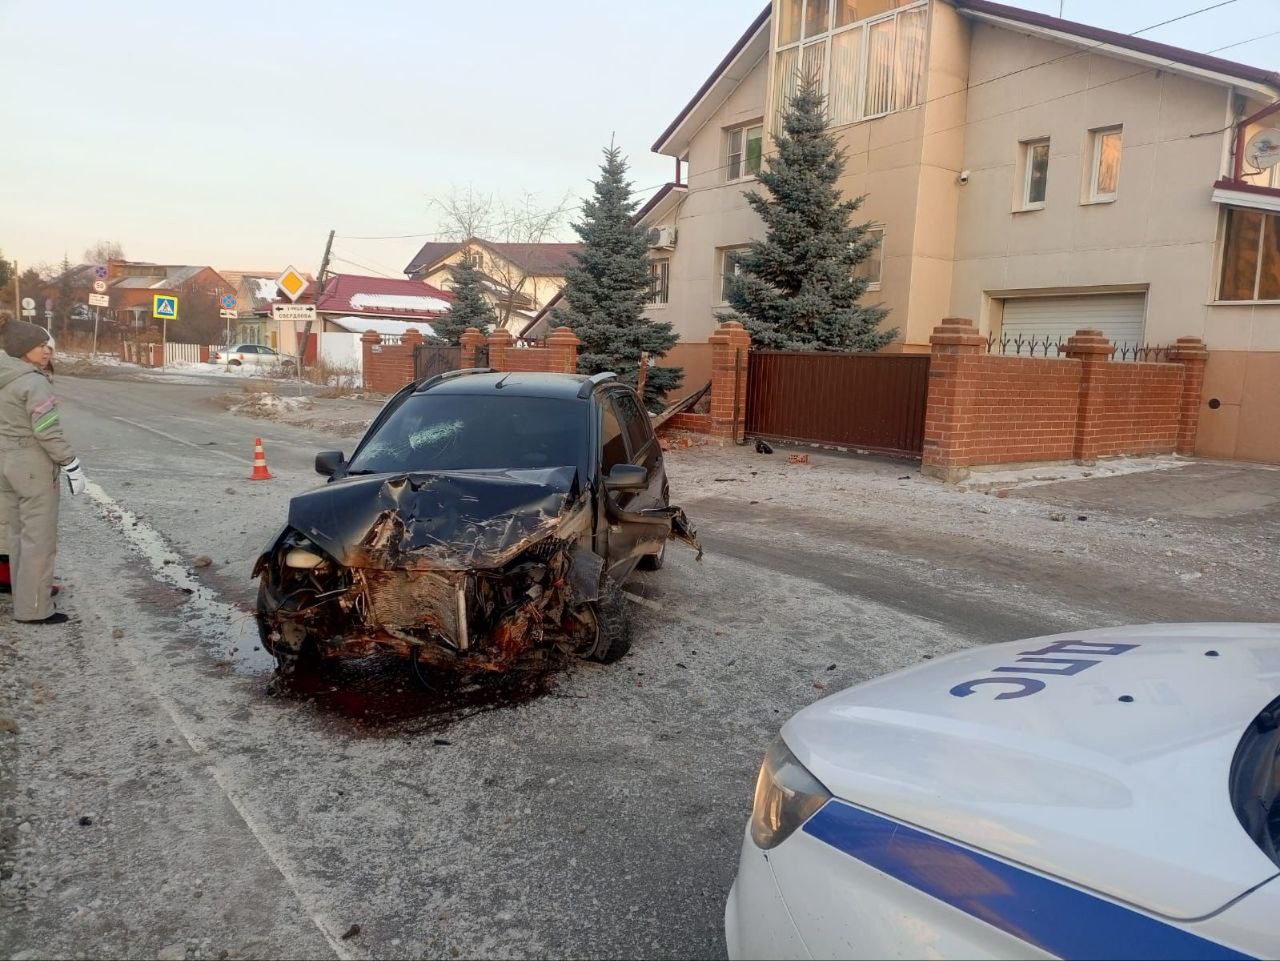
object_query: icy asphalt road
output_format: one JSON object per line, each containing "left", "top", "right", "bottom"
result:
{"left": 2, "top": 375, "right": 1274, "bottom": 960}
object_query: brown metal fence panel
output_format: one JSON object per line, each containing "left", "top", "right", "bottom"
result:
{"left": 413, "top": 344, "right": 462, "bottom": 381}
{"left": 745, "top": 351, "right": 930, "bottom": 456}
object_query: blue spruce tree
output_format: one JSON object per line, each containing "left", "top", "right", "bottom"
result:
{"left": 434, "top": 256, "right": 496, "bottom": 345}
{"left": 723, "top": 75, "right": 894, "bottom": 351}
{"left": 553, "top": 145, "right": 681, "bottom": 411}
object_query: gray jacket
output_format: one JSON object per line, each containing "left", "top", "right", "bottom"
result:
{"left": 0, "top": 352, "right": 77, "bottom": 466}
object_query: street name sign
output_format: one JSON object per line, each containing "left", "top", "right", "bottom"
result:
{"left": 153, "top": 294, "right": 179, "bottom": 320}
{"left": 272, "top": 303, "right": 316, "bottom": 322}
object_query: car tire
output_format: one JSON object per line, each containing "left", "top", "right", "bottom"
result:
{"left": 256, "top": 581, "right": 319, "bottom": 676}
{"left": 585, "top": 574, "right": 631, "bottom": 663}
{"left": 229, "top": 359, "right": 242, "bottom": 367}
{"left": 638, "top": 541, "right": 666, "bottom": 571}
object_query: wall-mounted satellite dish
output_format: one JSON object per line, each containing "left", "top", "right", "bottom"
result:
{"left": 1245, "top": 128, "right": 1280, "bottom": 170}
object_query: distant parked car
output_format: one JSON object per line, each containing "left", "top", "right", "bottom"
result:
{"left": 213, "top": 344, "right": 296, "bottom": 373}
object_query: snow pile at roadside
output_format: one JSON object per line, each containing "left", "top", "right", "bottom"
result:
{"left": 229, "top": 392, "right": 315, "bottom": 418}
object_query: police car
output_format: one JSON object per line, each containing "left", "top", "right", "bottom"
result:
{"left": 726, "top": 624, "right": 1280, "bottom": 960}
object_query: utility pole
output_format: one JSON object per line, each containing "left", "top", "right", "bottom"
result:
{"left": 298, "top": 229, "right": 333, "bottom": 374}
{"left": 12, "top": 260, "right": 19, "bottom": 320}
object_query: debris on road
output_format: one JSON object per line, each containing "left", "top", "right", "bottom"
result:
{"left": 340, "top": 924, "right": 361, "bottom": 941}
{"left": 787, "top": 452, "right": 810, "bottom": 465}
{"left": 1050, "top": 511, "right": 1067, "bottom": 522}
{"left": 192, "top": 556, "right": 213, "bottom": 568}
{"left": 755, "top": 439, "right": 773, "bottom": 454}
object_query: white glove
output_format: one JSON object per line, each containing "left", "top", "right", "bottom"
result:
{"left": 61, "top": 458, "right": 86, "bottom": 496}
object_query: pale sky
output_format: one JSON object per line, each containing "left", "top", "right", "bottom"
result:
{"left": 2, "top": 0, "right": 1277, "bottom": 278}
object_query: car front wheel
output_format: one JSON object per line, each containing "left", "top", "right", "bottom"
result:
{"left": 581, "top": 574, "right": 631, "bottom": 663}
{"left": 228, "top": 359, "right": 242, "bottom": 367}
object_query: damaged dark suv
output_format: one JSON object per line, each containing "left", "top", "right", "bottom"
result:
{"left": 254, "top": 369, "right": 700, "bottom": 680}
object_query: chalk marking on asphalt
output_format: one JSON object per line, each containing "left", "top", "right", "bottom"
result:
{"left": 113, "top": 417, "right": 253, "bottom": 465}
{"left": 623, "top": 588, "right": 728, "bottom": 635}
{"left": 83, "top": 479, "right": 356, "bottom": 960}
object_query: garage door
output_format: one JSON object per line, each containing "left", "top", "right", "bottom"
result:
{"left": 999, "top": 293, "right": 1146, "bottom": 350}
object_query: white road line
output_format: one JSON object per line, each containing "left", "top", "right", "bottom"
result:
{"left": 83, "top": 480, "right": 355, "bottom": 960}
{"left": 113, "top": 416, "right": 252, "bottom": 465}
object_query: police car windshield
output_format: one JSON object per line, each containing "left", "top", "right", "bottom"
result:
{"left": 1230, "top": 698, "right": 1280, "bottom": 868}
{"left": 347, "top": 394, "right": 585, "bottom": 474}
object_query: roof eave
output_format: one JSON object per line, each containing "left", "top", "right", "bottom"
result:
{"left": 652, "top": 4, "right": 772, "bottom": 157}
{"left": 635, "top": 183, "right": 689, "bottom": 227}
{"left": 953, "top": 0, "right": 1280, "bottom": 99}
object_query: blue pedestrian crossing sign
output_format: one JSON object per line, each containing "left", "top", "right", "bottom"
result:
{"left": 152, "top": 294, "right": 179, "bottom": 320}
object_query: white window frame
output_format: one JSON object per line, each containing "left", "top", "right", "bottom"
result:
{"left": 772, "top": 0, "right": 927, "bottom": 131}
{"left": 1086, "top": 125, "right": 1122, "bottom": 204}
{"left": 853, "top": 225, "right": 885, "bottom": 290}
{"left": 1019, "top": 138, "right": 1050, "bottom": 211}
{"left": 647, "top": 258, "right": 670, "bottom": 307}
{"left": 725, "top": 122, "right": 764, "bottom": 182}
{"left": 717, "top": 246, "right": 751, "bottom": 305}
{"left": 1214, "top": 206, "right": 1280, "bottom": 304}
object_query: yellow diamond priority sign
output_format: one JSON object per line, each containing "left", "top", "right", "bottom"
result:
{"left": 276, "top": 266, "right": 309, "bottom": 303}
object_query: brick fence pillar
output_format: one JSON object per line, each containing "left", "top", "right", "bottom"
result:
{"left": 487, "top": 328, "right": 514, "bottom": 372}
{"left": 460, "top": 327, "right": 485, "bottom": 368}
{"left": 360, "top": 330, "right": 382, "bottom": 391}
{"left": 1169, "top": 335, "right": 1209, "bottom": 455}
{"left": 921, "top": 317, "right": 986, "bottom": 481}
{"left": 546, "top": 327, "right": 582, "bottom": 374}
{"left": 1063, "top": 328, "right": 1114, "bottom": 464}
{"left": 708, "top": 320, "right": 752, "bottom": 441}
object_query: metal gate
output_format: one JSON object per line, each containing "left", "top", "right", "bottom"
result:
{"left": 413, "top": 344, "right": 462, "bottom": 381}
{"left": 745, "top": 351, "right": 930, "bottom": 457}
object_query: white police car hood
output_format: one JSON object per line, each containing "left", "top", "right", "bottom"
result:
{"left": 783, "top": 623, "right": 1280, "bottom": 920}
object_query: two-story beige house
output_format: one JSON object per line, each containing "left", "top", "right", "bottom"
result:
{"left": 403, "top": 239, "right": 581, "bottom": 335}
{"left": 639, "top": 0, "right": 1280, "bottom": 462}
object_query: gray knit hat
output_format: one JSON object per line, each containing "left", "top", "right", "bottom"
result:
{"left": 5, "top": 322, "right": 50, "bottom": 359}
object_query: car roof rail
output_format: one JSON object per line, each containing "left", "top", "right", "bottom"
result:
{"left": 577, "top": 371, "right": 617, "bottom": 398}
{"left": 413, "top": 367, "right": 497, "bottom": 392}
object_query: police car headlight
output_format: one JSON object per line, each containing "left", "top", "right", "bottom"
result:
{"left": 750, "top": 737, "right": 831, "bottom": 850}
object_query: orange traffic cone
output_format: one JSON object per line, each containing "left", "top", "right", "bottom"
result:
{"left": 249, "top": 437, "right": 274, "bottom": 480}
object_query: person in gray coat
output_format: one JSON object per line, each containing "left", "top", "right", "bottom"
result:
{"left": 0, "top": 323, "right": 85, "bottom": 624}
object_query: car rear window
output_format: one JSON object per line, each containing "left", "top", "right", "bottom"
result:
{"left": 347, "top": 394, "right": 586, "bottom": 474}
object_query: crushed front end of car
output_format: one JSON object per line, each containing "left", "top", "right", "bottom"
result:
{"left": 253, "top": 466, "right": 698, "bottom": 677}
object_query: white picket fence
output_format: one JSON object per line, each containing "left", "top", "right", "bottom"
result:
{"left": 163, "top": 342, "right": 206, "bottom": 365}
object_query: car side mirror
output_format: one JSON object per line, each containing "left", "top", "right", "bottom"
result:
{"left": 315, "top": 450, "right": 345, "bottom": 477}
{"left": 605, "top": 463, "right": 647, "bottom": 492}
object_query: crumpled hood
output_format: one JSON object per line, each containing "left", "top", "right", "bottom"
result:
{"left": 288, "top": 466, "right": 580, "bottom": 570}
{"left": 784, "top": 624, "right": 1280, "bottom": 920}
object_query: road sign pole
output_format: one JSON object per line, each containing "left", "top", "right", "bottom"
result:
{"left": 12, "top": 261, "right": 19, "bottom": 319}
{"left": 92, "top": 307, "right": 100, "bottom": 357}
{"left": 162, "top": 316, "right": 167, "bottom": 368}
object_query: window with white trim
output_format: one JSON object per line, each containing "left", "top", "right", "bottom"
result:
{"left": 1087, "top": 126, "right": 1122, "bottom": 202}
{"left": 772, "top": 0, "right": 925, "bottom": 133}
{"left": 1020, "top": 138, "right": 1050, "bottom": 210}
{"left": 1219, "top": 207, "right": 1280, "bottom": 301}
{"left": 853, "top": 226, "right": 884, "bottom": 288}
{"left": 726, "top": 123, "right": 764, "bottom": 181}
{"left": 719, "top": 246, "right": 750, "bottom": 304}
{"left": 648, "top": 258, "right": 670, "bottom": 306}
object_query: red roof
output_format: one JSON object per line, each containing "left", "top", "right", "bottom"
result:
{"left": 271, "top": 272, "right": 454, "bottom": 318}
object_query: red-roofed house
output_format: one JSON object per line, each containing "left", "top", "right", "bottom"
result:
{"left": 639, "top": 0, "right": 1280, "bottom": 462}
{"left": 403, "top": 238, "right": 581, "bottom": 335}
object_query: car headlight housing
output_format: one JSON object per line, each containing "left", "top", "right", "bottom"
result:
{"left": 750, "top": 737, "right": 832, "bottom": 850}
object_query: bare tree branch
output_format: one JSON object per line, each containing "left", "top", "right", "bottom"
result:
{"left": 83, "top": 240, "right": 125, "bottom": 264}
{"left": 431, "top": 186, "right": 494, "bottom": 243}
